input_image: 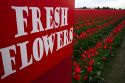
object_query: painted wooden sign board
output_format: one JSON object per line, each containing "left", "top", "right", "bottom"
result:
{"left": 0, "top": 0, "right": 74, "bottom": 82}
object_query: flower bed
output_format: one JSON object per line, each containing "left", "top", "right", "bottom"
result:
{"left": 73, "top": 10, "right": 125, "bottom": 83}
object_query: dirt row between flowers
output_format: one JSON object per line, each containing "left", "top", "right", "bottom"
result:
{"left": 100, "top": 27, "right": 125, "bottom": 83}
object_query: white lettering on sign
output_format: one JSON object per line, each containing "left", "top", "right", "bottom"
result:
{"left": 42, "top": 33, "right": 55, "bottom": 56}
{"left": 0, "top": 45, "right": 16, "bottom": 79}
{"left": 12, "top": 6, "right": 69, "bottom": 37}
{"left": 17, "top": 41, "right": 33, "bottom": 70}
{"left": 30, "top": 7, "right": 44, "bottom": 34}
{"left": 11, "top": 6, "right": 28, "bottom": 37}
{"left": 0, "top": 6, "right": 73, "bottom": 79}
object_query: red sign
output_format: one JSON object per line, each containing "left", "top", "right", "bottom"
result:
{"left": 0, "top": 0, "right": 74, "bottom": 82}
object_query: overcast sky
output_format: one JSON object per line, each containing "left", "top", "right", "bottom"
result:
{"left": 75, "top": 0, "right": 125, "bottom": 9}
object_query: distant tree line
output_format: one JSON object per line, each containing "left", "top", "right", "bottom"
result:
{"left": 80, "top": 6, "right": 124, "bottom": 10}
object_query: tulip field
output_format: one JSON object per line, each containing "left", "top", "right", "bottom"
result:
{"left": 72, "top": 9, "right": 125, "bottom": 83}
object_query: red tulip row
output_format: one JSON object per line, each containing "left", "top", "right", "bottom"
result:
{"left": 74, "top": 14, "right": 124, "bottom": 40}
{"left": 78, "top": 16, "right": 123, "bottom": 40}
{"left": 74, "top": 10, "right": 125, "bottom": 30}
{"left": 73, "top": 18, "right": 125, "bottom": 81}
